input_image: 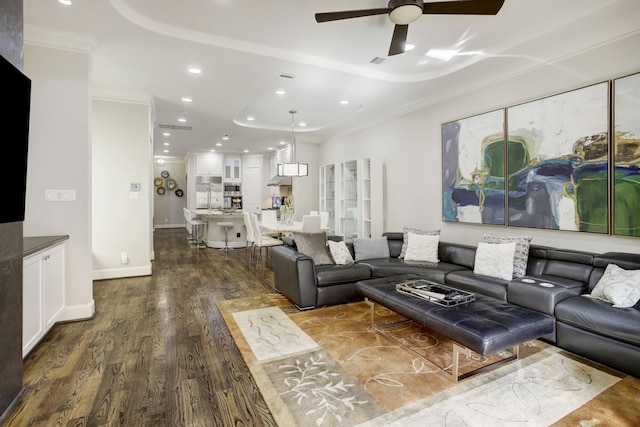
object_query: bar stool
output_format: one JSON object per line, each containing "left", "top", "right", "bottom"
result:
{"left": 217, "top": 222, "right": 234, "bottom": 252}
{"left": 191, "top": 218, "right": 207, "bottom": 249}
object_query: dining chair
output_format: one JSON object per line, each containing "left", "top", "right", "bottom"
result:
{"left": 310, "top": 210, "right": 319, "bottom": 216}
{"left": 251, "top": 212, "right": 283, "bottom": 270}
{"left": 301, "top": 214, "right": 322, "bottom": 233}
{"left": 243, "top": 212, "right": 255, "bottom": 263}
{"left": 260, "top": 209, "right": 279, "bottom": 237}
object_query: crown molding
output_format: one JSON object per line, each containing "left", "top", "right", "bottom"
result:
{"left": 24, "top": 24, "right": 97, "bottom": 54}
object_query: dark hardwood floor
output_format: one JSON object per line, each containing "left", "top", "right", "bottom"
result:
{"left": 3, "top": 228, "right": 278, "bottom": 427}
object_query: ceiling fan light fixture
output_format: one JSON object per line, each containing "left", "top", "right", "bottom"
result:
{"left": 389, "top": 1, "right": 423, "bottom": 25}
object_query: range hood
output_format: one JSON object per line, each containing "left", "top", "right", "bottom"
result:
{"left": 267, "top": 175, "right": 292, "bottom": 186}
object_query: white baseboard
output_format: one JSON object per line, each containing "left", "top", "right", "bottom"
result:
{"left": 93, "top": 264, "right": 152, "bottom": 280}
{"left": 60, "top": 299, "right": 96, "bottom": 322}
{"left": 154, "top": 224, "right": 185, "bottom": 229}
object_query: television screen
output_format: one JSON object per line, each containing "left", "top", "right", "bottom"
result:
{"left": 0, "top": 54, "right": 30, "bottom": 224}
{"left": 272, "top": 196, "right": 283, "bottom": 209}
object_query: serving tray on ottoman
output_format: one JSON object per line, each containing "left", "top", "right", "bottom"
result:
{"left": 355, "top": 274, "right": 554, "bottom": 381}
{"left": 396, "top": 279, "right": 475, "bottom": 307}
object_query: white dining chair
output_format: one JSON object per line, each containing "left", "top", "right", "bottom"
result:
{"left": 301, "top": 214, "right": 322, "bottom": 233}
{"left": 260, "top": 209, "right": 279, "bottom": 237}
{"left": 251, "top": 212, "right": 283, "bottom": 269}
{"left": 310, "top": 210, "right": 319, "bottom": 216}
{"left": 243, "top": 212, "right": 255, "bottom": 263}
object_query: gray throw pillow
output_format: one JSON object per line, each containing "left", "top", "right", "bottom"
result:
{"left": 353, "top": 236, "right": 390, "bottom": 261}
{"left": 293, "top": 232, "right": 334, "bottom": 265}
{"left": 400, "top": 226, "right": 440, "bottom": 259}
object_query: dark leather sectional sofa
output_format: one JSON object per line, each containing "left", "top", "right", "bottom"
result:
{"left": 272, "top": 232, "right": 640, "bottom": 378}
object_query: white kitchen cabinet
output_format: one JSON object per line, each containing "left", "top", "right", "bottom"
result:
{"left": 23, "top": 242, "right": 65, "bottom": 357}
{"left": 195, "top": 154, "right": 224, "bottom": 175}
{"left": 224, "top": 156, "right": 241, "bottom": 182}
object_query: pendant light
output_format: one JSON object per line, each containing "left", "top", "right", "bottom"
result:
{"left": 277, "top": 110, "right": 308, "bottom": 177}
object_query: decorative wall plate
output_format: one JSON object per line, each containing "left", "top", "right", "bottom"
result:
{"left": 160, "top": 170, "right": 170, "bottom": 178}
{"left": 175, "top": 189, "right": 184, "bottom": 197}
{"left": 165, "top": 178, "right": 178, "bottom": 190}
{"left": 157, "top": 187, "right": 166, "bottom": 195}
{"left": 154, "top": 177, "right": 163, "bottom": 187}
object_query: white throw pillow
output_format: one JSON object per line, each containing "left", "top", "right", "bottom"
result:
{"left": 473, "top": 242, "right": 516, "bottom": 281}
{"left": 403, "top": 232, "right": 439, "bottom": 263}
{"left": 399, "top": 226, "right": 440, "bottom": 259}
{"left": 327, "top": 240, "right": 354, "bottom": 265}
{"left": 589, "top": 264, "right": 640, "bottom": 308}
{"left": 482, "top": 233, "right": 532, "bottom": 278}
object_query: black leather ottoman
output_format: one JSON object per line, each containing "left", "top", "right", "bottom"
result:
{"left": 356, "top": 274, "right": 554, "bottom": 380}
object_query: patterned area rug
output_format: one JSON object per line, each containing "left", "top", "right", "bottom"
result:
{"left": 217, "top": 295, "right": 640, "bottom": 427}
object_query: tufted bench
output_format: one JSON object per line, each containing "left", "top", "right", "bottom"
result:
{"left": 356, "top": 274, "right": 554, "bottom": 380}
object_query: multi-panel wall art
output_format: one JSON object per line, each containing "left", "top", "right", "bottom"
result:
{"left": 613, "top": 72, "right": 640, "bottom": 237}
{"left": 442, "top": 109, "right": 505, "bottom": 225}
{"left": 441, "top": 78, "right": 638, "bottom": 236}
{"left": 506, "top": 82, "right": 609, "bottom": 233}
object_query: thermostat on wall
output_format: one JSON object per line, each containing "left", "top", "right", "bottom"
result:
{"left": 130, "top": 182, "right": 141, "bottom": 191}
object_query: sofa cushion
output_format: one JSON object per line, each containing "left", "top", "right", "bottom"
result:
{"left": 445, "top": 270, "right": 510, "bottom": 301}
{"left": 555, "top": 295, "right": 640, "bottom": 346}
{"left": 482, "top": 233, "right": 532, "bottom": 278}
{"left": 292, "top": 232, "right": 334, "bottom": 265}
{"left": 358, "top": 258, "right": 467, "bottom": 283}
{"left": 399, "top": 226, "right": 440, "bottom": 259}
{"left": 588, "top": 263, "right": 640, "bottom": 308}
{"left": 403, "top": 232, "right": 439, "bottom": 262}
{"left": 353, "top": 236, "right": 390, "bottom": 261}
{"left": 315, "top": 264, "right": 372, "bottom": 287}
{"left": 473, "top": 241, "right": 516, "bottom": 281}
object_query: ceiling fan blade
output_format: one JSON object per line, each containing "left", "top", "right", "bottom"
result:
{"left": 388, "top": 24, "right": 409, "bottom": 56}
{"left": 422, "top": 0, "right": 505, "bottom": 15}
{"left": 315, "top": 8, "right": 388, "bottom": 23}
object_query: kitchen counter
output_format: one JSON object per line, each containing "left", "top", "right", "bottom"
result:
{"left": 23, "top": 235, "right": 69, "bottom": 257}
{"left": 195, "top": 210, "right": 246, "bottom": 249}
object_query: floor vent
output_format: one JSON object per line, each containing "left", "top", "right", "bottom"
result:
{"left": 369, "top": 57, "right": 386, "bottom": 64}
{"left": 158, "top": 123, "right": 193, "bottom": 131}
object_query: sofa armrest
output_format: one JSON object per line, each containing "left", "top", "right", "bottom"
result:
{"left": 272, "top": 246, "right": 319, "bottom": 309}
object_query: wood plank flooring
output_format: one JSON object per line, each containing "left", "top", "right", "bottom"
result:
{"left": 2, "top": 228, "right": 278, "bottom": 427}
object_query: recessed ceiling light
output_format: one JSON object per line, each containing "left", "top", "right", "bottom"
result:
{"left": 222, "top": 135, "right": 229, "bottom": 140}
{"left": 163, "top": 132, "right": 170, "bottom": 136}
{"left": 299, "top": 122, "right": 307, "bottom": 127}
{"left": 267, "top": 147, "right": 274, "bottom": 150}
{"left": 247, "top": 116, "right": 255, "bottom": 121}
{"left": 425, "top": 49, "right": 459, "bottom": 61}
{"left": 181, "top": 97, "right": 192, "bottom": 102}
{"left": 279, "top": 141, "right": 287, "bottom": 145}
{"left": 340, "top": 100, "right": 349, "bottom": 105}
{"left": 163, "top": 142, "right": 170, "bottom": 146}
{"left": 58, "top": 0, "right": 72, "bottom": 5}
{"left": 405, "top": 43, "right": 415, "bottom": 51}
{"left": 163, "top": 149, "right": 169, "bottom": 153}
{"left": 216, "top": 143, "right": 222, "bottom": 147}
{"left": 210, "top": 149, "right": 216, "bottom": 152}
{"left": 275, "top": 90, "right": 286, "bottom": 95}
{"left": 178, "top": 118, "right": 186, "bottom": 123}
{"left": 243, "top": 150, "right": 249, "bottom": 153}
{"left": 188, "top": 67, "right": 202, "bottom": 74}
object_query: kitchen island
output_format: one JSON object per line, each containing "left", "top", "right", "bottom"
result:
{"left": 196, "top": 209, "right": 247, "bottom": 249}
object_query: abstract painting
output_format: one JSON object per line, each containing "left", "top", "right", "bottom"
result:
{"left": 442, "top": 109, "right": 505, "bottom": 224}
{"left": 506, "top": 82, "right": 609, "bottom": 233}
{"left": 613, "top": 72, "right": 640, "bottom": 237}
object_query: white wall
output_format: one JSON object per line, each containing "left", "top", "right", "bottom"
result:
{"left": 92, "top": 98, "right": 152, "bottom": 279}
{"left": 291, "top": 141, "right": 320, "bottom": 221}
{"left": 318, "top": 32, "right": 640, "bottom": 255}
{"left": 153, "top": 159, "right": 186, "bottom": 228}
{"left": 23, "top": 42, "right": 95, "bottom": 320}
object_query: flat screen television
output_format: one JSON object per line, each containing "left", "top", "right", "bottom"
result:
{"left": 0, "top": 54, "right": 31, "bottom": 224}
{"left": 272, "top": 196, "right": 283, "bottom": 209}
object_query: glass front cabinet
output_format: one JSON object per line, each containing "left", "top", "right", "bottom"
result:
{"left": 320, "top": 158, "right": 381, "bottom": 240}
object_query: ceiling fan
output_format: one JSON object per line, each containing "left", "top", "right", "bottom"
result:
{"left": 315, "top": 0, "right": 506, "bottom": 56}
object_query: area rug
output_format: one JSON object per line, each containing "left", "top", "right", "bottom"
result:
{"left": 217, "top": 295, "right": 640, "bottom": 427}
